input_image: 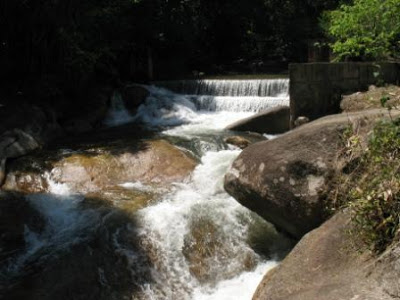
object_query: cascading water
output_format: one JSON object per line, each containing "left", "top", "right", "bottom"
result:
{"left": 135, "top": 80, "right": 289, "bottom": 138}
{"left": 154, "top": 79, "right": 289, "bottom": 97}
{"left": 2, "top": 79, "right": 292, "bottom": 299}
{"left": 124, "top": 80, "right": 291, "bottom": 298}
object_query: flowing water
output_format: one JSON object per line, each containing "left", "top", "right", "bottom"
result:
{"left": 1, "top": 79, "right": 293, "bottom": 300}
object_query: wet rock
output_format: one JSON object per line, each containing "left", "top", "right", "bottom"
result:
{"left": 0, "top": 129, "right": 40, "bottom": 158}
{"left": 226, "top": 106, "right": 290, "bottom": 134}
{"left": 224, "top": 109, "right": 400, "bottom": 238}
{"left": 182, "top": 217, "right": 256, "bottom": 284}
{"left": 3, "top": 170, "right": 49, "bottom": 194}
{"left": 253, "top": 211, "right": 397, "bottom": 300}
{"left": 4, "top": 139, "right": 197, "bottom": 195}
{"left": 224, "top": 136, "right": 252, "bottom": 149}
{"left": 121, "top": 84, "right": 149, "bottom": 114}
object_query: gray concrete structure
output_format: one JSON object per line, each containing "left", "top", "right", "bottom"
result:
{"left": 289, "top": 62, "right": 400, "bottom": 127}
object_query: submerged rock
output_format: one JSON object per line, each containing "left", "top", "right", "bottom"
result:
{"left": 253, "top": 211, "right": 398, "bottom": 300}
{"left": 225, "top": 109, "right": 400, "bottom": 238}
{"left": 226, "top": 106, "right": 290, "bottom": 134}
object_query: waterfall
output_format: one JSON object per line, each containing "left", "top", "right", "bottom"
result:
{"left": 133, "top": 82, "right": 289, "bottom": 134}
{"left": 153, "top": 79, "right": 289, "bottom": 97}
{"left": 103, "top": 79, "right": 289, "bottom": 129}
{"left": 190, "top": 95, "right": 288, "bottom": 112}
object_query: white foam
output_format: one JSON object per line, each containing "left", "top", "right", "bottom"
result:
{"left": 4, "top": 175, "right": 99, "bottom": 276}
{"left": 192, "top": 261, "right": 278, "bottom": 300}
{"left": 118, "top": 181, "right": 153, "bottom": 193}
{"left": 136, "top": 150, "right": 277, "bottom": 298}
{"left": 134, "top": 85, "right": 289, "bottom": 131}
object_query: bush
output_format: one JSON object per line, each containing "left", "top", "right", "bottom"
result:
{"left": 333, "top": 119, "right": 400, "bottom": 252}
{"left": 322, "top": 0, "right": 400, "bottom": 61}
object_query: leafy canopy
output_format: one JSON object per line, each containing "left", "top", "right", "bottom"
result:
{"left": 322, "top": 0, "right": 400, "bottom": 61}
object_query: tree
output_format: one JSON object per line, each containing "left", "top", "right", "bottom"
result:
{"left": 322, "top": 0, "right": 400, "bottom": 61}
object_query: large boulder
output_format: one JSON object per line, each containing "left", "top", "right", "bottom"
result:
{"left": 4, "top": 139, "right": 197, "bottom": 194}
{"left": 225, "top": 109, "right": 400, "bottom": 238}
{"left": 0, "top": 129, "right": 40, "bottom": 158}
{"left": 226, "top": 106, "right": 290, "bottom": 134}
{"left": 253, "top": 211, "right": 397, "bottom": 300}
{"left": 121, "top": 84, "right": 150, "bottom": 114}
{"left": 0, "top": 103, "right": 62, "bottom": 161}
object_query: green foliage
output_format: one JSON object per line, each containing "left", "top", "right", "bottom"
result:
{"left": 339, "top": 119, "right": 400, "bottom": 252}
{"left": 322, "top": 0, "right": 400, "bottom": 61}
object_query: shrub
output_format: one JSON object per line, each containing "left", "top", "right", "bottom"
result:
{"left": 331, "top": 118, "right": 400, "bottom": 252}
{"left": 321, "top": 0, "right": 400, "bottom": 61}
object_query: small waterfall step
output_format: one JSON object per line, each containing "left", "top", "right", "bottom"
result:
{"left": 153, "top": 79, "right": 289, "bottom": 97}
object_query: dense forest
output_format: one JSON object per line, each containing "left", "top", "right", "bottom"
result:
{"left": 0, "top": 0, "right": 342, "bottom": 99}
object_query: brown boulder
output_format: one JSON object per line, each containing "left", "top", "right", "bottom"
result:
{"left": 4, "top": 139, "right": 197, "bottom": 194}
{"left": 253, "top": 211, "right": 397, "bottom": 300}
{"left": 224, "top": 136, "right": 252, "bottom": 149}
{"left": 224, "top": 109, "right": 400, "bottom": 238}
{"left": 226, "top": 106, "right": 290, "bottom": 134}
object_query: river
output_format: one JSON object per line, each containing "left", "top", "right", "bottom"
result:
{"left": 1, "top": 79, "right": 293, "bottom": 300}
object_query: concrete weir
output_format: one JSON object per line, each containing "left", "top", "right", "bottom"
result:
{"left": 289, "top": 62, "right": 400, "bottom": 126}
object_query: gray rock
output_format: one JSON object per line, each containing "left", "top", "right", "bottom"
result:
{"left": 0, "top": 129, "right": 40, "bottom": 159}
{"left": 226, "top": 106, "right": 290, "bottom": 134}
{"left": 224, "top": 109, "right": 400, "bottom": 238}
{"left": 253, "top": 211, "right": 395, "bottom": 300}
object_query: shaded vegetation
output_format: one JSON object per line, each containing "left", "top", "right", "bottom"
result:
{"left": 0, "top": 0, "right": 342, "bottom": 101}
